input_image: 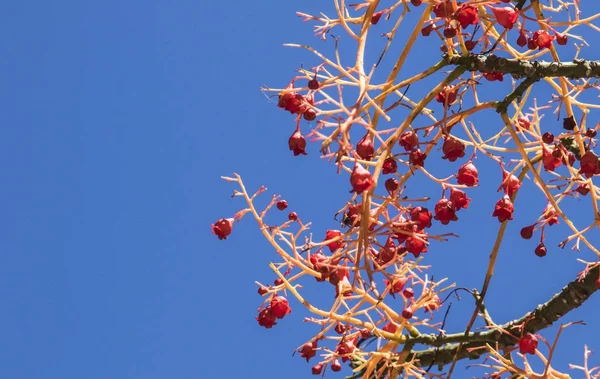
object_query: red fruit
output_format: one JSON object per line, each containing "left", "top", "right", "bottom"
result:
{"left": 542, "top": 132, "right": 554, "bottom": 144}
{"left": 385, "top": 275, "right": 408, "bottom": 295}
{"left": 542, "top": 204, "right": 559, "bottom": 226}
{"left": 442, "top": 135, "right": 466, "bottom": 162}
{"left": 299, "top": 341, "right": 318, "bottom": 362}
{"left": 303, "top": 108, "right": 317, "bottom": 122}
{"left": 410, "top": 206, "right": 433, "bottom": 229}
{"left": 289, "top": 130, "right": 308, "bottom": 156}
{"left": 270, "top": 295, "right": 292, "bottom": 319}
{"left": 385, "top": 177, "right": 399, "bottom": 194}
{"left": 258, "top": 285, "right": 269, "bottom": 295}
{"left": 334, "top": 323, "right": 346, "bottom": 335}
{"left": 356, "top": 132, "right": 374, "bottom": 161}
{"left": 434, "top": 198, "right": 458, "bottom": 225}
{"left": 371, "top": 10, "right": 386, "bottom": 25}
{"left": 409, "top": 149, "right": 427, "bottom": 167}
{"left": 312, "top": 363, "right": 323, "bottom": 375}
{"left": 532, "top": 30, "right": 555, "bottom": 50}
{"left": 402, "top": 307, "right": 414, "bottom": 319}
{"left": 586, "top": 129, "right": 597, "bottom": 138}
{"left": 421, "top": 24, "right": 434, "bottom": 37}
{"left": 411, "top": 0, "right": 422, "bottom": 6}
{"left": 456, "top": 161, "right": 479, "bottom": 187}
{"left": 343, "top": 203, "right": 362, "bottom": 227}
{"left": 335, "top": 338, "right": 357, "bottom": 362}
{"left": 492, "top": 7, "right": 518, "bottom": 29}
{"left": 399, "top": 131, "right": 419, "bottom": 151}
{"left": 527, "top": 38, "right": 537, "bottom": 50}
{"left": 288, "top": 212, "right": 299, "bottom": 221}
{"left": 350, "top": 162, "right": 374, "bottom": 194}
{"left": 328, "top": 264, "right": 350, "bottom": 286}
{"left": 276, "top": 200, "right": 288, "bottom": 210}
{"left": 382, "top": 322, "right": 398, "bottom": 334}
{"left": 492, "top": 195, "right": 514, "bottom": 222}
{"left": 392, "top": 221, "right": 413, "bottom": 243}
{"left": 519, "top": 333, "right": 539, "bottom": 354}
{"left": 331, "top": 359, "right": 342, "bottom": 372}
{"left": 542, "top": 145, "right": 562, "bottom": 172}
{"left": 377, "top": 236, "right": 397, "bottom": 265}
{"left": 575, "top": 183, "right": 590, "bottom": 196}
{"left": 424, "top": 294, "right": 442, "bottom": 312}
{"left": 435, "top": 86, "right": 458, "bottom": 105}
{"left": 517, "top": 116, "right": 531, "bottom": 130}
{"left": 403, "top": 287, "right": 415, "bottom": 298}
{"left": 325, "top": 229, "right": 344, "bottom": 252}
{"left": 456, "top": 5, "right": 478, "bottom": 29}
{"left": 432, "top": 2, "right": 454, "bottom": 18}
{"left": 465, "top": 40, "right": 477, "bottom": 51}
{"left": 520, "top": 224, "right": 535, "bottom": 239}
{"left": 450, "top": 187, "right": 470, "bottom": 210}
{"left": 278, "top": 80, "right": 297, "bottom": 109}
{"left": 516, "top": 30, "right": 527, "bottom": 47}
{"left": 308, "top": 74, "right": 320, "bottom": 90}
{"left": 500, "top": 168, "right": 522, "bottom": 197}
{"left": 483, "top": 71, "right": 504, "bottom": 82}
{"left": 443, "top": 27, "right": 457, "bottom": 38}
{"left": 563, "top": 116, "right": 577, "bottom": 130}
{"left": 382, "top": 157, "right": 398, "bottom": 174}
{"left": 285, "top": 94, "right": 306, "bottom": 115}
{"left": 274, "top": 277, "right": 283, "bottom": 286}
{"left": 256, "top": 306, "right": 277, "bottom": 329}
{"left": 579, "top": 151, "right": 600, "bottom": 178}
{"left": 535, "top": 242, "right": 547, "bottom": 257}
{"left": 555, "top": 32, "right": 568, "bottom": 45}
{"left": 405, "top": 231, "right": 428, "bottom": 257}
{"left": 211, "top": 218, "right": 234, "bottom": 240}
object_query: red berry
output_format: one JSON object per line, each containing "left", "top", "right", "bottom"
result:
{"left": 288, "top": 130, "right": 308, "bottom": 156}
{"left": 273, "top": 278, "right": 283, "bottom": 286}
{"left": 410, "top": 207, "right": 433, "bottom": 229}
{"left": 532, "top": 30, "right": 555, "bottom": 50}
{"left": 385, "top": 177, "right": 399, "bottom": 194}
{"left": 270, "top": 295, "right": 292, "bottom": 319}
{"left": 450, "top": 187, "right": 470, "bottom": 210}
{"left": 456, "top": 161, "right": 479, "bottom": 187}
{"left": 492, "top": 7, "right": 518, "bottom": 29}
{"left": 350, "top": 162, "right": 374, "bottom": 194}
{"left": 288, "top": 212, "right": 299, "bottom": 221}
{"left": 258, "top": 285, "right": 269, "bottom": 295}
{"left": 325, "top": 229, "right": 344, "bottom": 252}
{"left": 542, "top": 132, "right": 554, "bottom": 144}
{"left": 256, "top": 306, "right": 277, "bottom": 329}
{"left": 492, "top": 195, "right": 514, "bottom": 222}
{"left": 520, "top": 224, "right": 535, "bottom": 239}
{"left": 516, "top": 30, "right": 527, "bottom": 47}
{"left": 311, "top": 363, "right": 323, "bottom": 375}
{"left": 399, "top": 131, "right": 419, "bottom": 151}
{"left": 442, "top": 135, "right": 466, "bottom": 162}
{"left": 382, "top": 157, "right": 398, "bottom": 174}
{"left": 299, "top": 341, "right": 318, "bottom": 362}
{"left": 433, "top": 198, "right": 458, "bottom": 225}
{"left": 308, "top": 74, "right": 320, "bottom": 90}
{"left": 382, "top": 322, "right": 398, "bottom": 334}
{"left": 371, "top": 10, "right": 386, "bottom": 25}
{"left": 211, "top": 218, "right": 234, "bottom": 240}
{"left": 500, "top": 168, "right": 522, "bottom": 197}
{"left": 542, "top": 145, "right": 562, "bottom": 172}
{"left": 555, "top": 32, "right": 568, "bottom": 45}
{"left": 443, "top": 27, "right": 457, "bottom": 38}
{"left": 576, "top": 183, "right": 590, "bottom": 196}
{"left": 409, "top": 149, "right": 427, "bottom": 167}
{"left": 410, "top": 0, "right": 422, "bottom": 6}
{"left": 405, "top": 231, "right": 428, "bottom": 257}
{"left": 334, "top": 323, "right": 346, "bottom": 335}
{"left": 456, "top": 4, "right": 479, "bottom": 29}
{"left": 402, "top": 307, "right": 413, "bottom": 319}
{"left": 384, "top": 275, "right": 408, "bottom": 295}
{"left": 276, "top": 200, "right": 288, "bottom": 210}
{"left": 519, "top": 333, "right": 539, "bottom": 354}
{"left": 435, "top": 86, "right": 458, "bottom": 105}
{"left": 356, "top": 132, "right": 374, "bottom": 161}
{"left": 579, "top": 151, "right": 600, "bottom": 178}
{"left": 535, "top": 242, "right": 547, "bottom": 257}
{"left": 403, "top": 287, "right": 415, "bottom": 298}
{"left": 331, "top": 359, "right": 342, "bottom": 372}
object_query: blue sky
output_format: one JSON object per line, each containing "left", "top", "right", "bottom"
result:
{"left": 1, "top": 1, "right": 599, "bottom": 379}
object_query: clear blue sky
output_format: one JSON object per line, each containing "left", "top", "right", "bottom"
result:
{"left": 1, "top": 1, "right": 599, "bottom": 379}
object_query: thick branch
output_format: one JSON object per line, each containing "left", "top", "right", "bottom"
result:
{"left": 445, "top": 54, "right": 600, "bottom": 80}
{"left": 409, "top": 264, "right": 599, "bottom": 368}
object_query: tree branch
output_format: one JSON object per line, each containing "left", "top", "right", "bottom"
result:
{"left": 445, "top": 54, "right": 600, "bottom": 80}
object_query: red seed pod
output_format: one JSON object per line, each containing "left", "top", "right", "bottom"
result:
{"left": 399, "top": 131, "right": 419, "bottom": 151}
{"left": 519, "top": 333, "right": 539, "bottom": 354}
{"left": 382, "top": 322, "right": 398, "bottom": 334}
{"left": 527, "top": 38, "right": 537, "bottom": 50}
{"left": 435, "top": 86, "right": 458, "bottom": 105}
{"left": 256, "top": 306, "right": 277, "bottom": 329}
{"left": 334, "top": 323, "right": 346, "bottom": 335}
{"left": 456, "top": 161, "right": 479, "bottom": 187}
{"left": 335, "top": 338, "right": 357, "bottom": 361}
{"left": 492, "top": 7, "right": 518, "bottom": 29}
{"left": 409, "top": 149, "right": 427, "bottom": 167}
{"left": 535, "top": 242, "right": 547, "bottom": 257}
{"left": 492, "top": 195, "right": 514, "bottom": 222}
{"left": 270, "top": 295, "right": 292, "bottom": 319}
{"left": 542, "top": 204, "right": 559, "bottom": 226}
{"left": 403, "top": 287, "right": 415, "bottom": 299}
{"left": 377, "top": 236, "right": 397, "bottom": 265}
{"left": 410, "top": 206, "right": 433, "bottom": 229}
{"left": 258, "top": 285, "right": 269, "bottom": 295}
{"left": 356, "top": 132, "right": 375, "bottom": 161}
{"left": 421, "top": 24, "right": 434, "bottom": 37}
{"left": 288, "top": 130, "right": 308, "bottom": 156}
{"left": 517, "top": 117, "right": 531, "bottom": 130}
{"left": 331, "top": 359, "right": 342, "bottom": 372}
{"left": 442, "top": 135, "right": 466, "bottom": 162}
{"left": 483, "top": 71, "right": 504, "bottom": 82}
{"left": 450, "top": 187, "right": 471, "bottom": 210}
{"left": 579, "top": 151, "right": 600, "bottom": 178}
{"left": 433, "top": 198, "right": 458, "bottom": 225}
{"left": 276, "top": 200, "right": 288, "bottom": 210}
{"left": 465, "top": 40, "right": 477, "bottom": 51}
{"left": 410, "top": 0, "right": 422, "bottom": 6}
{"left": 384, "top": 275, "right": 408, "bottom": 295}
{"left": 432, "top": 2, "right": 454, "bottom": 18}
{"left": 288, "top": 212, "right": 299, "bottom": 221}
{"left": 405, "top": 231, "right": 428, "bottom": 257}
{"left": 385, "top": 177, "right": 399, "bottom": 194}
{"left": 211, "top": 218, "right": 234, "bottom": 240}
{"left": 586, "top": 129, "right": 597, "bottom": 138}
{"left": 542, "top": 132, "right": 554, "bottom": 144}
{"left": 402, "top": 307, "right": 414, "bottom": 319}
{"left": 516, "top": 30, "right": 527, "bottom": 47}
{"left": 500, "top": 168, "right": 522, "bottom": 197}
{"left": 532, "top": 30, "right": 555, "bottom": 50}
{"left": 576, "top": 183, "right": 590, "bottom": 196}
{"left": 303, "top": 108, "right": 317, "bottom": 121}
{"left": 299, "top": 341, "right": 318, "bottom": 362}
{"left": 555, "top": 32, "right": 568, "bottom": 45}
{"left": 382, "top": 157, "right": 398, "bottom": 174}
{"left": 371, "top": 10, "right": 386, "bottom": 25}
{"left": 308, "top": 74, "right": 320, "bottom": 90}
{"left": 456, "top": 4, "right": 479, "bottom": 29}
{"left": 443, "top": 27, "right": 457, "bottom": 38}
{"left": 520, "top": 224, "right": 535, "bottom": 239}
{"left": 424, "top": 294, "right": 442, "bottom": 313}
{"left": 542, "top": 145, "right": 562, "bottom": 172}
{"left": 350, "top": 162, "right": 374, "bottom": 194}
{"left": 325, "top": 229, "right": 344, "bottom": 252}
{"left": 311, "top": 363, "right": 323, "bottom": 375}
{"left": 273, "top": 277, "right": 283, "bottom": 286}
{"left": 277, "top": 80, "right": 297, "bottom": 109}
